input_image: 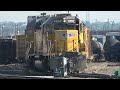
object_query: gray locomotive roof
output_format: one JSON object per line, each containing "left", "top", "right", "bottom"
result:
{"left": 27, "top": 14, "right": 77, "bottom": 29}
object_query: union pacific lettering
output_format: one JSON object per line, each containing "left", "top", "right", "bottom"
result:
{"left": 60, "top": 33, "right": 76, "bottom": 38}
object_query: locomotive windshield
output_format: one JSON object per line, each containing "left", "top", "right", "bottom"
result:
{"left": 53, "top": 16, "right": 79, "bottom": 30}
{"left": 54, "top": 22, "right": 76, "bottom": 30}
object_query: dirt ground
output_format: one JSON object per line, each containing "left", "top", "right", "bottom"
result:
{"left": 0, "top": 64, "right": 25, "bottom": 70}
{"left": 83, "top": 61, "right": 120, "bottom": 75}
{"left": 0, "top": 61, "right": 119, "bottom": 78}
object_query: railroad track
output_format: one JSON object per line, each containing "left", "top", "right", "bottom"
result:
{"left": 0, "top": 72, "right": 119, "bottom": 79}
{"left": 70, "top": 73, "right": 120, "bottom": 79}
{"left": 0, "top": 74, "right": 54, "bottom": 79}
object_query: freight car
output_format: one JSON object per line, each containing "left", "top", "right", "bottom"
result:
{"left": 103, "top": 32, "right": 120, "bottom": 62}
{"left": 0, "top": 39, "right": 16, "bottom": 64}
{"left": 104, "top": 36, "right": 120, "bottom": 62}
{"left": 91, "top": 38, "right": 104, "bottom": 61}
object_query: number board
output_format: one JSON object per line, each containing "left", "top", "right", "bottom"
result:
{"left": 67, "top": 19, "right": 75, "bottom": 23}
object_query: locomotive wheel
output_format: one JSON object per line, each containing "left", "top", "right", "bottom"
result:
{"left": 27, "top": 55, "right": 49, "bottom": 72}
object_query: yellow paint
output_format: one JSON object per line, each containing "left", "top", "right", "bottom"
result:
{"left": 32, "top": 28, "right": 91, "bottom": 60}
{"left": 81, "top": 27, "right": 91, "bottom": 60}
{"left": 16, "top": 35, "right": 26, "bottom": 58}
{"left": 16, "top": 27, "right": 93, "bottom": 60}
{"left": 54, "top": 30, "right": 79, "bottom": 53}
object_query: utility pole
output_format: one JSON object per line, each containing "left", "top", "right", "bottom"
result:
{"left": 103, "top": 23, "right": 104, "bottom": 31}
{"left": 14, "top": 23, "right": 18, "bottom": 39}
{"left": 86, "top": 11, "right": 87, "bottom": 26}
{"left": 0, "top": 24, "right": 2, "bottom": 38}
{"left": 108, "top": 19, "right": 109, "bottom": 31}
{"left": 96, "top": 19, "right": 97, "bottom": 35}
{"left": 86, "top": 11, "right": 89, "bottom": 27}
{"left": 111, "top": 21, "right": 114, "bottom": 31}
{"left": 103, "top": 22, "right": 106, "bottom": 31}
{"left": 0, "top": 24, "right": 4, "bottom": 39}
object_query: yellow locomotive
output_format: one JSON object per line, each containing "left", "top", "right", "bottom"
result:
{"left": 16, "top": 13, "right": 93, "bottom": 76}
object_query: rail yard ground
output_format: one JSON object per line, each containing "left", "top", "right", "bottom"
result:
{"left": 84, "top": 61, "right": 120, "bottom": 75}
{"left": 0, "top": 60, "right": 119, "bottom": 79}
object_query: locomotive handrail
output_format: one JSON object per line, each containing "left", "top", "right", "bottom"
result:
{"left": 40, "top": 17, "right": 51, "bottom": 28}
{"left": 25, "top": 41, "right": 33, "bottom": 62}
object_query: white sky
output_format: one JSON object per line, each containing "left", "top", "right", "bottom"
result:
{"left": 0, "top": 11, "right": 120, "bottom": 22}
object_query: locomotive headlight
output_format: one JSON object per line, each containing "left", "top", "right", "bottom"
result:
{"left": 63, "top": 18, "right": 66, "bottom": 23}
